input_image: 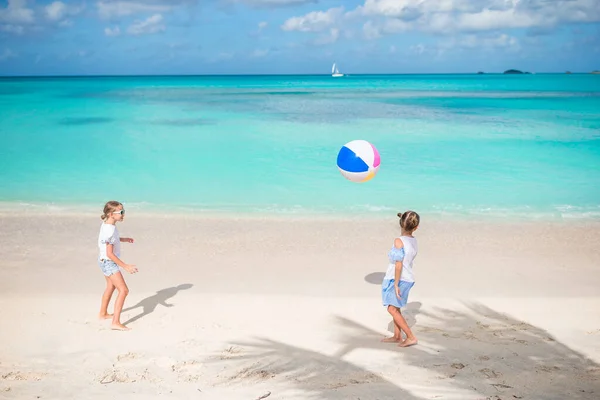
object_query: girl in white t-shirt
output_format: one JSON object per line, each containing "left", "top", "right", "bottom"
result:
{"left": 381, "top": 211, "right": 420, "bottom": 347}
{"left": 97, "top": 200, "right": 138, "bottom": 331}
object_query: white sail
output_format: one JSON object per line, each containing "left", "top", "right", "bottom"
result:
{"left": 331, "top": 62, "right": 344, "bottom": 77}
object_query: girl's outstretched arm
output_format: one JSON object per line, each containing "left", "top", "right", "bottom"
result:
{"left": 120, "top": 237, "right": 134, "bottom": 243}
{"left": 106, "top": 243, "right": 138, "bottom": 274}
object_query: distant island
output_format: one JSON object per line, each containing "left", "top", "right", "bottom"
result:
{"left": 592, "top": 70, "right": 600, "bottom": 75}
{"left": 477, "top": 71, "right": 485, "bottom": 74}
{"left": 503, "top": 69, "right": 531, "bottom": 74}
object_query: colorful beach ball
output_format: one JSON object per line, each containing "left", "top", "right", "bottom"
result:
{"left": 336, "top": 140, "right": 381, "bottom": 183}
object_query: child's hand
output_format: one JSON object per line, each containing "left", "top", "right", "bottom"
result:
{"left": 122, "top": 237, "right": 134, "bottom": 243}
{"left": 395, "top": 286, "right": 401, "bottom": 299}
{"left": 124, "top": 264, "right": 138, "bottom": 274}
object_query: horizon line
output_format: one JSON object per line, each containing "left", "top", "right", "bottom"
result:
{"left": 1, "top": 71, "right": 598, "bottom": 78}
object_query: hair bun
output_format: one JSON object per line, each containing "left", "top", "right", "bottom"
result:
{"left": 397, "top": 212, "right": 403, "bottom": 218}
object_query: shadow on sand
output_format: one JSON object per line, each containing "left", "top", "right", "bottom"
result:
{"left": 364, "top": 272, "right": 385, "bottom": 285}
{"left": 122, "top": 283, "right": 193, "bottom": 326}
{"left": 209, "top": 302, "right": 598, "bottom": 399}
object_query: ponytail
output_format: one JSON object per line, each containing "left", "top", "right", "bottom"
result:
{"left": 398, "top": 210, "right": 420, "bottom": 232}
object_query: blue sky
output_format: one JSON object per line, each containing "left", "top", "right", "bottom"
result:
{"left": 1, "top": 0, "right": 599, "bottom": 75}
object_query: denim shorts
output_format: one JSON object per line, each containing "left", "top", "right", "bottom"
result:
{"left": 98, "top": 259, "right": 120, "bottom": 277}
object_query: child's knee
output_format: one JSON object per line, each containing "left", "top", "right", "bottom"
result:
{"left": 118, "top": 286, "right": 129, "bottom": 296}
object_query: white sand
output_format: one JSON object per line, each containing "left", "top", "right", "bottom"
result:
{"left": 1, "top": 212, "right": 599, "bottom": 399}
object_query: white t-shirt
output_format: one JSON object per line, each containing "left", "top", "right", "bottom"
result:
{"left": 98, "top": 223, "right": 121, "bottom": 260}
{"left": 384, "top": 236, "right": 418, "bottom": 283}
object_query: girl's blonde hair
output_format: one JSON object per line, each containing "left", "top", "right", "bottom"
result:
{"left": 101, "top": 200, "right": 123, "bottom": 220}
{"left": 398, "top": 210, "right": 420, "bottom": 232}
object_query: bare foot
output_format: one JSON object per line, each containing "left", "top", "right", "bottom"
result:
{"left": 111, "top": 323, "right": 131, "bottom": 331}
{"left": 98, "top": 313, "right": 113, "bottom": 320}
{"left": 381, "top": 336, "right": 401, "bottom": 343}
{"left": 399, "top": 338, "right": 418, "bottom": 347}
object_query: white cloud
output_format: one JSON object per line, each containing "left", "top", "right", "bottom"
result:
{"left": 0, "top": 48, "right": 16, "bottom": 61}
{"left": 1, "top": 24, "right": 25, "bottom": 34}
{"left": 0, "top": 0, "right": 35, "bottom": 24}
{"left": 362, "top": 20, "right": 380, "bottom": 39}
{"left": 281, "top": 6, "right": 344, "bottom": 32}
{"left": 104, "top": 26, "right": 121, "bottom": 36}
{"left": 235, "top": 0, "right": 318, "bottom": 7}
{"left": 45, "top": 1, "right": 67, "bottom": 21}
{"left": 313, "top": 27, "right": 339, "bottom": 45}
{"left": 411, "top": 33, "right": 520, "bottom": 57}
{"left": 45, "top": 1, "right": 83, "bottom": 26}
{"left": 354, "top": 0, "right": 600, "bottom": 34}
{"left": 446, "top": 33, "right": 520, "bottom": 50}
{"left": 127, "top": 14, "right": 165, "bottom": 35}
{"left": 258, "top": 21, "right": 268, "bottom": 30}
{"left": 97, "top": 1, "right": 172, "bottom": 19}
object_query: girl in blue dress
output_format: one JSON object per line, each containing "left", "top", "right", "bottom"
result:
{"left": 381, "top": 211, "right": 420, "bottom": 347}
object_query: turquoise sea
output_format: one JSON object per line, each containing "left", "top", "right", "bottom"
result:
{"left": 1, "top": 74, "right": 599, "bottom": 220}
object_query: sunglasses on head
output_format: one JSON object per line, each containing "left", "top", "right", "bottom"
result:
{"left": 112, "top": 210, "right": 125, "bottom": 215}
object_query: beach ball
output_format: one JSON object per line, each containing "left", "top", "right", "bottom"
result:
{"left": 336, "top": 140, "right": 380, "bottom": 183}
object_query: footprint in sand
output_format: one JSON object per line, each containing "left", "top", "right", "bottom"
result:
{"left": 172, "top": 360, "right": 204, "bottom": 382}
{"left": 220, "top": 346, "right": 243, "bottom": 360}
{"left": 510, "top": 323, "right": 531, "bottom": 331}
{"left": 476, "top": 321, "right": 490, "bottom": 329}
{"left": 1, "top": 371, "right": 47, "bottom": 381}
{"left": 230, "top": 365, "right": 277, "bottom": 382}
{"left": 490, "top": 383, "right": 513, "bottom": 390}
{"left": 99, "top": 369, "right": 134, "bottom": 384}
{"left": 464, "top": 331, "right": 480, "bottom": 341}
{"left": 99, "top": 367, "right": 161, "bottom": 384}
{"left": 117, "top": 352, "right": 142, "bottom": 361}
{"left": 537, "top": 365, "right": 561, "bottom": 373}
{"left": 479, "top": 368, "right": 502, "bottom": 379}
{"left": 321, "top": 372, "right": 382, "bottom": 389}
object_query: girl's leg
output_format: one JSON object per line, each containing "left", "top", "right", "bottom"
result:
{"left": 388, "top": 305, "right": 418, "bottom": 347}
{"left": 381, "top": 306, "right": 403, "bottom": 342}
{"left": 107, "top": 272, "right": 130, "bottom": 331}
{"left": 99, "top": 276, "right": 116, "bottom": 319}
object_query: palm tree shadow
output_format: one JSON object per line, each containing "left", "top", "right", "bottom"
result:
{"left": 122, "top": 283, "right": 193, "bottom": 326}
{"left": 336, "top": 303, "right": 600, "bottom": 399}
{"left": 210, "top": 337, "right": 421, "bottom": 400}
{"left": 208, "top": 302, "right": 599, "bottom": 399}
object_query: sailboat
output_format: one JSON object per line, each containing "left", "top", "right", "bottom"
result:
{"left": 331, "top": 62, "right": 344, "bottom": 77}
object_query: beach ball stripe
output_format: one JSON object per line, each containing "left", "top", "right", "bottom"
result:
{"left": 336, "top": 140, "right": 380, "bottom": 183}
{"left": 336, "top": 146, "right": 370, "bottom": 172}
